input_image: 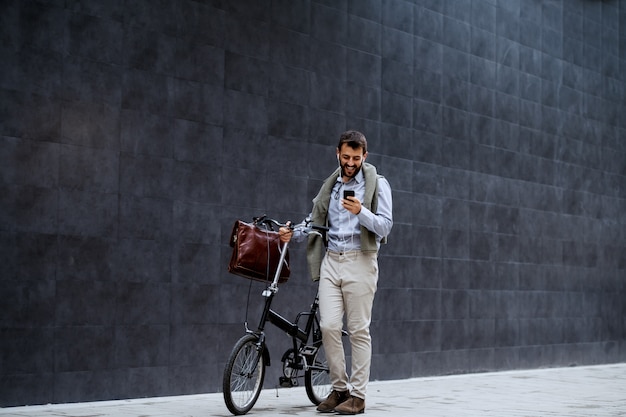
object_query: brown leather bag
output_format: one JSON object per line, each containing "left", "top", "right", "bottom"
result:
{"left": 228, "top": 220, "right": 290, "bottom": 283}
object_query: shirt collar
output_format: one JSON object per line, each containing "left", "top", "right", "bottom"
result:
{"left": 336, "top": 168, "right": 365, "bottom": 185}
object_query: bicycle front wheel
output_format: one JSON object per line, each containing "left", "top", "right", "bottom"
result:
{"left": 305, "top": 342, "right": 331, "bottom": 405}
{"left": 223, "top": 334, "right": 266, "bottom": 415}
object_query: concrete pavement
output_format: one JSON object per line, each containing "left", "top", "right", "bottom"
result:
{"left": 2, "top": 363, "right": 625, "bottom": 416}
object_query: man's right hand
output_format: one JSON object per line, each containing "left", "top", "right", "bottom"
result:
{"left": 278, "top": 223, "right": 293, "bottom": 243}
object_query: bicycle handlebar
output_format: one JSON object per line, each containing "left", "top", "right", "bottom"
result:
{"left": 250, "top": 215, "right": 328, "bottom": 291}
{"left": 253, "top": 215, "right": 328, "bottom": 234}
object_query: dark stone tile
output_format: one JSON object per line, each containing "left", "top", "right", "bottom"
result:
{"left": 168, "top": 363, "right": 220, "bottom": 395}
{"left": 375, "top": 288, "right": 414, "bottom": 321}
{"left": 224, "top": 52, "right": 270, "bottom": 96}
{"left": 267, "top": 100, "right": 309, "bottom": 140}
{"left": 0, "top": 90, "right": 62, "bottom": 141}
{"left": 415, "top": 6, "right": 442, "bottom": 43}
{"left": 114, "top": 325, "right": 169, "bottom": 367}
{"left": 2, "top": 185, "right": 58, "bottom": 234}
{"left": 349, "top": 0, "right": 381, "bottom": 23}
{"left": 121, "top": 69, "right": 169, "bottom": 115}
{"left": 411, "top": 288, "right": 441, "bottom": 320}
{"left": 271, "top": 0, "right": 311, "bottom": 33}
{"left": 383, "top": 59, "right": 413, "bottom": 97}
{"left": 442, "top": 290, "right": 469, "bottom": 319}
{"left": 496, "top": 6, "right": 519, "bottom": 42}
{"left": 345, "top": 82, "right": 381, "bottom": 120}
{"left": 61, "top": 55, "right": 122, "bottom": 105}
{"left": 54, "top": 326, "right": 115, "bottom": 372}
{"left": 59, "top": 145, "right": 119, "bottom": 193}
{"left": 56, "top": 235, "right": 115, "bottom": 281}
{"left": 169, "top": 78, "right": 224, "bottom": 125}
{"left": 414, "top": 37, "right": 443, "bottom": 73}
{"left": 173, "top": 120, "right": 223, "bottom": 164}
{"left": 269, "top": 64, "right": 310, "bottom": 106}
{"left": 116, "top": 366, "right": 170, "bottom": 399}
{"left": 381, "top": 26, "right": 413, "bottom": 64}
{"left": 442, "top": 47, "right": 470, "bottom": 82}
{"left": 471, "top": 0, "right": 496, "bottom": 33}
{"left": 412, "top": 225, "right": 442, "bottom": 258}
{"left": 1, "top": 327, "right": 55, "bottom": 374}
{"left": 0, "top": 373, "right": 54, "bottom": 407}
{"left": 170, "top": 284, "right": 221, "bottom": 324}
{"left": 470, "top": 26, "right": 496, "bottom": 60}
{"left": 67, "top": 13, "right": 123, "bottom": 65}
{"left": 442, "top": 259, "right": 470, "bottom": 289}
{"left": 443, "top": 0, "right": 470, "bottom": 22}
{"left": 381, "top": 91, "right": 412, "bottom": 126}
{"left": 124, "top": 26, "right": 177, "bottom": 76}
{"left": 54, "top": 370, "right": 118, "bottom": 403}
{"left": 61, "top": 101, "right": 120, "bottom": 149}
{"left": 0, "top": 137, "right": 59, "bottom": 188}
{"left": 224, "top": 14, "right": 270, "bottom": 59}
{"left": 175, "top": 42, "right": 224, "bottom": 85}
{"left": 442, "top": 107, "right": 469, "bottom": 140}
{"left": 311, "top": 2, "right": 348, "bottom": 44}
{"left": 270, "top": 26, "right": 310, "bottom": 69}
{"left": 413, "top": 99, "right": 442, "bottom": 135}
{"left": 58, "top": 190, "right": 118, "bottom": 238}
{"left": 347, "top": 15, "right": 381, "bottom": 55}
{"left": 382, "top": 0, "right": 413, "bottom": 33}
{"left": 413, "top": 351, "right": 443, "bottom": 376}
{"left": 115, "top": 282, "right": 170, "bottom": 325}
{"left": 55, "top": 280, "right": 116, "bottom": 326}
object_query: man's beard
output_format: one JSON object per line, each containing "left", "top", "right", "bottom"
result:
{"left": 341, "top": 162, "right": 361, "bottom": 179}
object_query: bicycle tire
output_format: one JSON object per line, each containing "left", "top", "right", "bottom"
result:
{"left": 304, "top": 342, "right": 331, "bottom": 405}
{"left": 223, "top": 334, "right": 266, "bottom": 415}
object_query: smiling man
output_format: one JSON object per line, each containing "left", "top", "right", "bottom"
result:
{"left": 280, "top": 130, "right": 393, "bottom": 414}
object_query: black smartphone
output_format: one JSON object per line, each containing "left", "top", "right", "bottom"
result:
{"left": 343, "top": 190, "right": 355, "bottom": 200}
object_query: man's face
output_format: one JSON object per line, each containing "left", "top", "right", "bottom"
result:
{"left": 337, "top": 143, "right": 367, "bottom": 181}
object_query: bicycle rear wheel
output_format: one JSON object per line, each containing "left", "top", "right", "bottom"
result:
{"left": 223, "top": 334, "right": 266, "bottom": 415}
{"left": 305, "top": 343, "right": 331, "bottom": 405}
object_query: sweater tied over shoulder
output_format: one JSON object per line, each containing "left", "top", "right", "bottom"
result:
{"left": 306, "top": 162, "right": 385, "bottom": 281}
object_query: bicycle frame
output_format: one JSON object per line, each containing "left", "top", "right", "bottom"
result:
{"left": 248, "top": 238, "right": 321, "bottom": 367}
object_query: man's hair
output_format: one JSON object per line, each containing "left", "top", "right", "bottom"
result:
{"left": 337, "top": 130, "right": 367, "bottom": 154}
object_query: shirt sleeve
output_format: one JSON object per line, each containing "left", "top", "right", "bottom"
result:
{"left": 357, "top": 176, "right": 393, "bottom": 239}
{"left": 290, "top": 215, "right": 312, "bottom": 243}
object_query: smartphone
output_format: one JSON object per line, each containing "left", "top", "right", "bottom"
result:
{"left": 343, "top": 190, "right": 355, "bottom": 200}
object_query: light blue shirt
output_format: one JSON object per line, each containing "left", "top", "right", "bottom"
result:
{"left": 294, "top": 169, "right": 393, "bottom": 252}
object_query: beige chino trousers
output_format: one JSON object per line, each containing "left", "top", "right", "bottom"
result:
{"left": 318, "top": 250, "right": 379, "bottom": 400}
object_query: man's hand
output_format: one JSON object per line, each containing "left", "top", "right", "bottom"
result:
{"left": 278, "top": 222, "right": 293, "bottom": 243}
{"left": 342, "top": 196, "right": 362, "bottom": 215}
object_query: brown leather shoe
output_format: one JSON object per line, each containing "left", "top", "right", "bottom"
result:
{"left": 316, "top": 390, "right": 350, "bottom": 413}
{"left": 335, "top": 395, "right": 365, "bottom": 415}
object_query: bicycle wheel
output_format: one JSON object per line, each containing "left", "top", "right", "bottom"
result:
{"left": 223, "top": 334, "right": 266, "bottom": 415}
{"left": 304, "top": 342, "right": 331, "bottom": 405}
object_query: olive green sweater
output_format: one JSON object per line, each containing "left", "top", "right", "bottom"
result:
{"left": 306, "top": 162, "right": 384, "bottom": 281}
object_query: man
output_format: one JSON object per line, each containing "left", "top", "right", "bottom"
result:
{"left": 280, "top": 130, "right": 393, "bottom": 414}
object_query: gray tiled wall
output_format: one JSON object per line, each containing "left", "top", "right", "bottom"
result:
{"left": 1, "top": 0, "right": 625, "bottom": 407}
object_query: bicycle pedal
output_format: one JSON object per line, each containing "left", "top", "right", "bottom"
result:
{"left": 300, "top": 346, "right": 318, "bottom": 356}
{"left": 279, "top": 377, "right": 297, "bottom": 387}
